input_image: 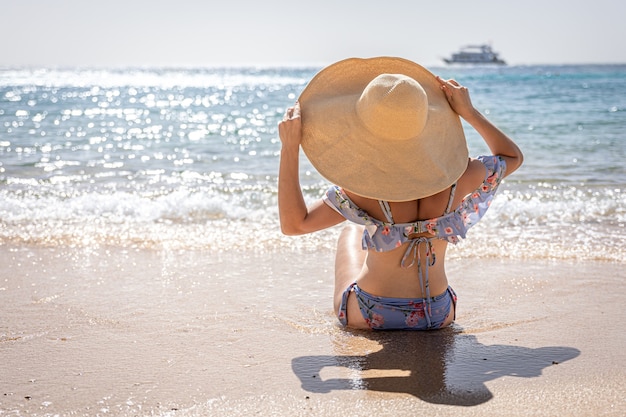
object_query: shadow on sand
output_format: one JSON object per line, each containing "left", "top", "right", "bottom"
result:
{"left": 292, "top": 328, "right": 580, "bottom": 406}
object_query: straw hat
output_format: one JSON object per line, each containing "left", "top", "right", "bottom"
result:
{"left": 299, "top": 57, "right": 468, "bottom": 202}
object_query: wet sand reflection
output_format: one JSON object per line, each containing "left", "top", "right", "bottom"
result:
{"left": 292, "top": 328, "right": 580, "bottom": 406}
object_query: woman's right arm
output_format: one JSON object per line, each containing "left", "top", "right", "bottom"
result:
{"left": 436, "top": 76, "right": 524, "bottom": 177}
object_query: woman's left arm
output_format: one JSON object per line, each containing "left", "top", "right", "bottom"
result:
{"left": 278, "top": 102, "right": 345, "bottom": 235}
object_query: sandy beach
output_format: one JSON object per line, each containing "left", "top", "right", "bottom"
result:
{"left": 1, "top": 244, "right": 624, "bottom": 416}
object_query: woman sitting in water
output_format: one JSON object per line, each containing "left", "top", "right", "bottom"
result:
{"left": 278, "top": 57, "right": 523, "bottom": 330}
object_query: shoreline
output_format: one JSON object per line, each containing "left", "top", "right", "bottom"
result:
{"left": 1, "top": 244, "right": 624, "bottom": 416}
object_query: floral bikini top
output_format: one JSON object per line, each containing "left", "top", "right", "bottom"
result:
{"left": 323, "top": 155, "right": 507, "bottom": 251}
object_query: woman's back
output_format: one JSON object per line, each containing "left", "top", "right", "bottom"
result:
{"left": 343, "top": 158, "right": 489, "bottom": 298}
{"left": 345, "top": 158, "right": 488, "bottom": 224}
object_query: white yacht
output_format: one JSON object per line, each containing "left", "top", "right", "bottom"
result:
{"left": 443, "top": 44, "right": 506, "bottom": 65}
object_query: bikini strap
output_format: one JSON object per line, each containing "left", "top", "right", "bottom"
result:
{"left": 443, "top": 183, "right": 457, "bottom": 215}
{"left": 401, "top": 236, "right": 437, "bottom": 328}
{"left": 378, "top": 200, "right": 394, "bottom": 224}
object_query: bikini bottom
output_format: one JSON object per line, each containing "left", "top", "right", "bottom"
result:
{"left": 338, "top": 282, "right": 457, "bottom": 330}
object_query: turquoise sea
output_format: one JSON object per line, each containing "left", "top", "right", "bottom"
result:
{"left": 1, "top": 64, "right": 625, "bottom": 261}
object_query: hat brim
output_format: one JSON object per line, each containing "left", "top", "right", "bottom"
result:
{"left": 299, "top": 57, "right": 468, "bottom": 201}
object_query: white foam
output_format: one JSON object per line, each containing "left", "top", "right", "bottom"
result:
{"left": 0, "top": 183, "right": 623, "bottom": 261}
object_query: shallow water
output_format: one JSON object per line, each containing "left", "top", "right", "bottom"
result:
{"left": 1, "top": 65, "right": 625, "bottom": 261}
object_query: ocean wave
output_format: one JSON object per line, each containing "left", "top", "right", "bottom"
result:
{"left": 0, "top": 183, "right": 623, "bottom": 262}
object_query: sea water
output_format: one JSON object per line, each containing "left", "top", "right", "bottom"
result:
{"left": 1, "top": 64, "right": 625, "bottom": 261}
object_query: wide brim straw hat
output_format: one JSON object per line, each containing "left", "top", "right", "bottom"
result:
{"left": 299, "top": 57, "right": 468, "bottom": 202}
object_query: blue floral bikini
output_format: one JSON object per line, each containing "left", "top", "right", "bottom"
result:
{"left": 324, "top": 155, "right": 507, "bottom": 330}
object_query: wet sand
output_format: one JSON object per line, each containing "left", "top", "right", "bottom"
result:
{"left": 1, "top": 244, "right": 624, "bottom": 416}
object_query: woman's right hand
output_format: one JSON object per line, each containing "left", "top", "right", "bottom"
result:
{"left": 436, "top": 76, "right": 524, "bottom": 176}
{"left": 435, "top": 76, "right": 477, "bottom": 121}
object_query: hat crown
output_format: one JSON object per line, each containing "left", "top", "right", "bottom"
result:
{"left": 356, "top": 74, "right": 428, "bottom": 141}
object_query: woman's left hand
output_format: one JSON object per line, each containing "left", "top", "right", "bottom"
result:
{"left": 278, "top": 102, "right": 302, "bottom": 148}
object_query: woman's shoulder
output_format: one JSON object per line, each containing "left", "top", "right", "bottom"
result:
{"left": 323, "top": 185, "right": 372, "bottom": 224}
{"left": 457, "top": 158, "right": 486, "bottom": 194}
{"left": 457, "top": 156, "right": 506, "bottom": 198}
{"left": 467, "top": 155, "right": 506, "bottom": 175}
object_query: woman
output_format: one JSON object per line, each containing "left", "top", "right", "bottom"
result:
{"left": 278, "top": 57, "right": 523, "bottom": 330}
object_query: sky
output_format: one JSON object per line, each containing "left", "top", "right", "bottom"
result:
{"left": 1, "top": 0, "right": 625, "bottom": 68}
